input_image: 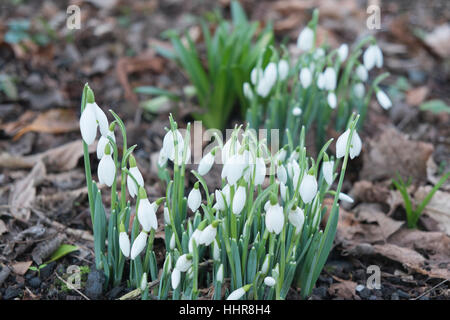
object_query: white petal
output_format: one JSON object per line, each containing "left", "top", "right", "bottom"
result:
{"left": 226, "top": 288, "right": 246, "bottom": 300}
{"left": 324, "top": 67, "right": 337, "bottom": 91}
{"left": 199, "top": 225, "right": 217, "bottom": 246}
{"left": 93, "top": 103, "right": 109, "bottom": 137}
{"left": 376, "top": 90, "right": 392, "bottom": 110}
{"left": 299, "top": 174, "right": 318, "bottom": 204}
{"left": 250, "top": 67, "right": 263, "bottom": 85}
{"left": 374, "top": 45, "right": 383, "bottom": 68}
{"left": 79, "top": 103, "right": 98, "bottom": 145}
{"left": 327, "top": 92, "right": 337, "bottom": 109}
{"left": 288, "top": 207, "right": 305, "bottom": 230}
{"left": 187, "top": 188, "right": 202, "bottom": 212}
{"left": 216, "top": 264, "right": 224, "bottom": 283}
{"left": 338, "top": 44, "right": 348, "bottom": 61}
{"left": 278, "top": 60, "right": 289, "bottom": 80}
{"left": 98, "top": 154, "right": 116, "bottom": 187}
{"left": 322, "top": 161, "right": 334, "bottom": 185}
{"left": 254, "top": 157, "right": 266, "bottom": 185}
{"left": 299, "top": 68, "right": 312, "bottom": 88}
{"left": 336, "top": 129, "right": 350, "bottom": 159}
{"left": 171, "top": 268, "right": 181, "bottom": 289}
{"left": 163, "top": 130, "right": 184, "bottom": 162}
{"left": 175, "top": 254, "right": 192, "bottom": 272}
{"left": 138, "top": 198, "right": 158, "bottom": 232}
{"left": 127, "top": 166, "right": 144, "bottom": 198}
{"left": 130, "top": 232, "right": 147, "bottom": 260}
{"left": 243, "top": 82, "right": 253, "bottom": 100}
{"left": 119, "top": 232, "right": 130, "bottom": 257}
{"left": 222, "top": 138, "right": 241, "bottom": 165}
{"left": 363, "top": 45, "right": 376, "bottom": 71}
{"left": 350, "top": 131, "right": 362, "bottom": 159}
{"left": 297, "top": 27, "right": 314, "bottom": 51}
{"left": 265, "top": 204, "right": 284, "bottom": 234}
{"left": 232, "top": 186, "right": 246, "bottom": 215}
{"left": 353, "top": 83, "right": 365, "bottom": 99}
{"left": 339, "top": 192, "right": 354, "bottom": 203}
{"left": 277, "top": 165, "right": 287, "bottom": 184}
{"left": 317, "top": 72, "right": 325, "bottom": 89}
{"left": 198, "top": 152, "right": 215, "bottom": 176}
{"left": 264, "top": 276, "right": 276, "bottom": 287}
{"left": 356, "top": 65, "right": 368, "bottom": 82}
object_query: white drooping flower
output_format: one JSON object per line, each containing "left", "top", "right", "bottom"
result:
{"left": 226, "top": 285, "right": 252, "bottom": 301}
{"left": 278, "top": 60, "right": 289, "bottom": 81}
{"left": 221, "top": 137, "right": 241, "bottom": 165}
{"left": 158, "top": 149, "right": 168, "bottom": 167}
{"left": 171, "top": 268, "right": 181, "bottom": 289}
{"left": 198, "top": 151, "right": 215, "bottom": 176}
{"left": 216, "top": 264, "right": 224, "bottom": 283}
{"left": 288, "top": 207, "right": 305, "bottom": 231}
{"left": 243, "top": 82, "right": 253, "bottom": 100}
{"left": 336, "top": 129, "right": 362, "bottom": 159}
{"left": 213, "top": 239, "right": 220, "bottom": 261}
{"left": 265, "top": 203, "right": 284, "bottom": 234}
{"left": 97, "top": 149, "right": 116, "bottom": 187}
{"left": 232, "top": 185, "right": 246, "bottom": 215}
{"left": 214, "top": 184, "right": 231, "bottom": 211}
{"left": 96, "top": 128, "right": 115, "bottom": 159}
{"left": 256, "top": 63, "right": 277, "bottom": 97}
{"left": 317, "top": 72, "right": 325, "bottom": 89}
{"left": 338, "top": 43, "right": 349, "bottom": 61}
{"left": 363, "top": 44, "right": 383, "bottom": 70}
{"left": 199, "top": 223, "right": 217, "bottom": 246}
{"left": 356, "top": 65, "right": 368, "bottom": 82}
{"left": 188, "top": 228, "right": 203, "bottom": 253}
{"left": 323, "top": 67, "right": 337, "bottom": 91}
{"left": 223, "top": 153, "right": 246, "bottom": 185}
{"left": 353, "top": 83, "right": 365, "bottom": 99}
{"left": 137, "top": 197, "right": 158, "bottom": 232}
{"left": 250, "top": 67, "right": 263, "bottom": 85}
{"left": 130, "top": 231, "right": 148, "bottom": 260}
{"left": 277, "top": 164, "right": 287, "bottom": 184}
{"left": 264, "top": 276, "right": 276, "bottom": 287}
{"left": 297, "top": 26, "right": 314, "bottom": 51}
{"left": 327, "top": 92, "right": 337, "bottom": 109}
{"left": 322, "top": 160, "right": 334, "bottom": 185}
{"left": 292, "top": 107, "right": 302, "bottom": 116}
{"left": 175, "top": 254, "right": 193, "bottom": 272}
{"left": 299, "top": 68, "right": 312, "bottom": 88}
{"left": 119, "top": 232, "right": 130, "bottom": 258}
{"left": 299, "top": 174, "right": 318, "bottom": 204}
{"left": 339, "top": 192, "right": 354, "bottom": 203}
{"left": 376, "top": 90, "right": 392, "bottom": 110}
{"left": 127, "top": 158, "right": 144, "bottom": 198}
{"left": 162, "top": 129, "right": 190, "bottom": 165}
{"left": 170, "top": 233, "right": 176, "bottom": 250}
{"left": 80, "top": 101, "right": 109, "bottom": 145}
{"left": 276, "top": 148, "right": 287, "bottom": 162}
{"left": 254, "top": 157, "right": 266, "bottom": 185}
{"left": 187, "top": 184, "right": 202, "bottom": 212}
{"left": 314, "top": 48, "right": 325, "bottom": 59}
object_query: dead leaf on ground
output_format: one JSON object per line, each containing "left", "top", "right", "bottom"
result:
{"left": 360, "top": 126, "right": 433, "bottom": 183}
{"left": 8, "top": 161, "right": 46, "bottom": 221}
{"left": 406, "top": 86, "right": 428, "bottom": 106}
{"left": 13, "top": 109, "right": 79, "bottom": 141}
{"left": 328, "top": 280, "right": 357, "bottom": 299}
{"left": 11, "top": 261, "right": 33, "bottom": 276}
{"left": 424, "top": 24, "right": 450, "bottom": 59}
{"left": 414, "top": 186, "right": 450, "bottom": 236}
{"left": 349, "top": 180, "right": 390, "bottom": 204}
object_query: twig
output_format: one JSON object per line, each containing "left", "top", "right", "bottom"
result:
{"left": 118, "top": 279, "right": 160, "bottom": 300}
{"left": 55, "top": 273, "right": 90, "bottom": 300}
{"left": 411, "top": 279, "right": 448, "bottom": 300}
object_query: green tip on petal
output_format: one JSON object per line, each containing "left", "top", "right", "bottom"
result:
{"left": 129, "top": 154, "right": 137, "bottom": 168}
{"left": 269, "top": 193, "right": 278, "bottom": 206}
{"left": 119, "top": 222, "right": 126, "bottom": 233}
{"left": 243, "top": 284, "right": 253, "bottom": 292}
{"left": 138, "top": 186, "right": 147, "bottom": 199}
{"left": 109, "top": 121, "right": 116, "bottom": 131}
{"left": 197, "top": 219, "right": 208, "bottom": 231}
{"left": 194, "top": 181, "right": 200, "bottom": 189}
{"left": 323, "top": 153, "right": 329, "bottom": 162}
{"left": 155, "top": 197, "right": 165, "bottom": 206}
{"left": 186, "top": 253, "right": 193, "bottom": 260}
{"left": 86, "top": 86, "right": 95, "bottom": 103}
{"left": 104, "top": 143, "right": 111, "bottom": 155}
{"left": 307, "top": 167, "right": 315, "bottom": 175}
{"left": 212, "top": 220, "right": 221, "bottom": 228}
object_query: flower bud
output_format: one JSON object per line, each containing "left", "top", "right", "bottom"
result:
{"left": 299, "top": 173, "right": 318, "bottom": 204}
{"left": 297, "top": 27, "right": 314, "bottom": 51}
{"left": 97, "top": 153, "right": 116, "bottom": 187}
{"left": 187, "top": 183, "right": 202, "bottom": 212}
{"left": 130, "top": 231, "right": 148, "bottom": 260}
{"left": 264, "top": 276, "right": 276, "bottom": 287}
{"left": 299, "top": 68, "right": 312, "bottom": 88}
{"left": 376, "top": 90, "right": 392, "bottom": 110}
{"left": 322, "top": 160, "right": 334, "bottom": 185}
{"left": 119, "top": 231, "right": 130, "bottom": 258}
{"left": 232, "top": 185, "right": 246, "bottom": 215}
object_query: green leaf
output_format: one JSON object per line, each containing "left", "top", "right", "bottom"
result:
{"left": 420, "top": 100, "right": 450, "bottom": 114}
{"left": 134, "top": 86, "right": 180, "bottom": 100}
{"left": 45, "top": 244, "right": 79, "bottom": 264}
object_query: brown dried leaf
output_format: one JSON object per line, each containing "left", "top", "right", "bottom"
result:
{"left": 406, "top": 86, "right": 428, "bottom": 107}
{"left": 11, "top": 261, "right": 33, "bottom": 276}
{"left": 414, "top": 186, "right": 450, "bottom": 236}
{"left": 31, "top": 234, "right": 65, "bottom": 265}
{"left": 361, "top": 126, "right": 433, "bottom": 183}
{"left": 328, "top": 280, "right": 357, "bottom": 299}
{"left": 13, "top": 109, "right": 78, "bottom": 141}
{"left": 424, "top": 24, "right": 450, "bottom": 59}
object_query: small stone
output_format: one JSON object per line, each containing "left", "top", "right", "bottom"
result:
{"left": 4, "top": 287, "right": 21, "bottom": 300}
{"left": 28, "top": 277, "right": 41, "bottom": 289}
{"left": 359, "top": 287, "right": 371, "bottom": 299}
{"left": 85, "top": 268, "right": 105, "bottom": 299}
{"left": 40, "top": 262, "right": 56, "bottom": 279}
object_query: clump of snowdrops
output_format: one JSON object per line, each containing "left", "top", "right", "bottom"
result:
{"left": 80, "top": 84, "right": 362, "bottom": 299}
{"left": 243, "top": 9, "right": 391, "bottom": 147}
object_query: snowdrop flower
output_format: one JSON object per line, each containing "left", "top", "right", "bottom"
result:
{"left": 276, "top": 147, "right": 287, "bottom": 162}
{"left": 198, "top": 149, "right": 215, "bottom": 176}
{"left": 288, "top": 206, "right": 305, "bottom": 231}
{"left": 327, "top": 92, "right": 337, "bottom": 109}
{"left": 130, "top": 231, "right": 148, "bottom": 260}
{"left": 264, "top": 276, "right": 276, "bottom": 287}
{"left": 119, "top": 229, "right": 130, "bottom": 258}
{"left": 256, "top": 64, "right": 277, "bottom": 98}
{"left": 97, "top": 144, "right": 116, "bottom": 187}
{"left": 80, "top": 93, "right": 109, "bottom": 146}
{"left": 250, "top": 67, "right": 263, "bottom": 85}
{"left": 254, "top": 157, "right": 266, "bottom": 185}
{"left": 96, "top": 124, "right": 115, "bottom": 159}
{"left": 137, "top": 188, "right": 158, "bottom": 232}
{"left": 265, "top": 202, "right": 284, "bottom": 234}
{"left": 338, "top": 44, "right": 349, "bottom": 61}
{"left": 162, "top": 129, "right": 190, "bottom": 165}
{"left": 213, "top": 239, "right": 220, "bottom": 261}
{"left": 221, "top": 137, "right": 241, "bottom": 164}
{"left": 314, "top": 48, "right": 325, "bottom": 59}
{"left": 175, "top": 254, "right": 193, "bottom": 272}
{"left": 299, "top": 173, "right": 318, "bottom": 204}
{"left": 299, "top": 68, "right": 312, "bottom": 88}
{"left": 199, "top": 221, "right": 219, "bottom": 246}
{"left": 323, "top": 67, "right": 337, "bottom": 91}
{"left": 171, "top": 268, "right": 181, "bottom": 289}
{"left": 292, "top": 106, "right": 302, "bottom": 116}
{"left": 188, "top": 227, "right": 203, "bottom": 253}
{"left": 297, "top": 26, "right": 314, "bottom": 51}
{"left": 216, "top": 264, "right": 224, "bottom": 283}
{"left": 363, "top": 44, "right": 383, "bottom": 70}
{"left": 322, "top": 160, "right": 334, "bottom": 185}
{"left": 222, "top": 153, "right": 246, "bottom": 185}
{"left": 158, "top": 149, "right": 168, "bottom": 167}
{"left": 169, "top": 233, "right": 176, "bottom": 250}
{"left": 278, "top": 60, "right": 289, "bottom": 81}
{"left": 376, "top": 89, "right": 392, "bottom": 110}
{"left": 277, "top": 163, "right": 287, "bottom": 184}
{"left": 127, "top": 155, "right": 144, "bottom": 198}
{"left": 226, "top": 284, "right": 252, "bottom": 300}
{"left": 336, "top": 129, "right": 362, "bottom": 159}
{"left": 232, "top": 185, "right": 246, "bottom": 215}
{"left": 243, "top": 82, "right": 253, "bottom": 100}
{"left": 261, "top": 255, "right": 270, "bottom": 274}
{"left": 353, "top": 83, "right": 365, "bottom": 99}
{"left": 339, "top": 192, "right": 354, "bottom": 203}
{"left": 214, "top": 184, "right": 231, "bottom": 211}
{"left": 187, "top": 183, "right": 202, "bottom": 212}
{"left": 356, "top": 65, "right": 368, "bottom": 82}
